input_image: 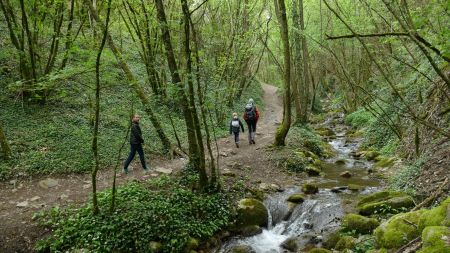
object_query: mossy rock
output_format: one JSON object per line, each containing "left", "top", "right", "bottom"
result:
{"left": 418, "top": 197, "right": 450, "bottom": 230}
{"left": 315, "top": 127, "right": 335, "bottom": 137}
{"left": 335, "top": 236, "right": 357, "bottom": 250}
{"left": 348, "top": 184, "right": 363, "bottom": 192}
{"left": 185, "top": 237, "right": 199, "bottom": 251}
{"left": 236, "top": 198, "right": 269, "bottom": 228}
{"left": 417, "top": 226, "right": 450, "bottom": 253}
{"left": 335, "top": 159, "right": 347, "bottom": 165}
{"left": 323, "top": 231, "right": 341, "bottom": 249}
{"left": 308, "top": 248, "right": 332, "bottom": 253}
{"left": 374, "top": 157, "right": 395, "bottom": 168}
{"left": 374, "top": 210, "right": 425, "bottom": 249}
{"left": 240, "top": 225, "right": 263, "bottom": 237}
{"left": 366, "top": 249, "right": 387, "bottom": 253}
{"left": 280, "top": 237, "right": 298, "bottom": 251}
{"left": 149, "top": 241, "right": 162, "bottom": 253}
{"left": 227, "top": 245, "right": 256, "bottom": 253}
{"left": 287, "top": 193, "right": 305, "bottom": 204}
{"left": 363, "top": 150, "right": 380, "bottom": 161}
{"left": 341, "top": 213, "right": 380, "bottom": 234}
{"left": 357, "top": 191, "right": 414, "bottom": 215}
{"left": 305, "top": 166, "right": 321, "bottom": 176}
{"left": 304, "top": 151, "right": 319, "bottom": 159}
{"left": 302, "top": 183, "right": 319, "bottom": 194}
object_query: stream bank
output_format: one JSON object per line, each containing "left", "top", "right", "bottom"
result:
{"left": 220, "top": 112, "right": 385, "bottom": 253}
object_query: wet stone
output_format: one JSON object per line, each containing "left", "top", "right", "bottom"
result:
{"left": 340, "top": 171, "right": 352, "bottom": 178}
{"left": 155, "top": 167, "right": 173, "bottom": 174}
{"left": 30, "top": 196, "right": 41, "bottom": 202}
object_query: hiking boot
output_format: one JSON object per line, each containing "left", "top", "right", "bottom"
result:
{"left": 236, "top": 143, "right": 239, "bottom": 148}
{"left": 252, "top": 140, "right": 256, "bottom": 144}
{"left": 123, "top": 169, "right": 129, "bottom": 175}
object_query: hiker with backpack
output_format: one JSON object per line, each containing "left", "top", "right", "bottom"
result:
{"left": 229, "top": 112, "right": 245, "bottom": 148}
{"left": 243, "top": 98, "right": 260, "bottom": 144}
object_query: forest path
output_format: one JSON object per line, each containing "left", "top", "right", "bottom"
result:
{"left": 1, "top": 83, "right": 303, "bottom": 252}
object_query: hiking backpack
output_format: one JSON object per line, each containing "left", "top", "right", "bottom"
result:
{"left": 231, "top": 119, "right": 240, "bottom": 128}
{"left": 245, "top": 103, "right": 256, "bottom": 120}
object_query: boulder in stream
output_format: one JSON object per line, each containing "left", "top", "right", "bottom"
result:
{"left": 335, "top": 159, "right": 347, "bottom": 165}
{"left": 341, "top": 213, "right": 380, "bottom": 234}
{"left": 335, "top": 235, "right": 357, "bottom": 251}
{"left": 226, "top": 245, "right": 256, "bottom": 253}
{"left": 240, "top": 225, "right": 262, "bottom": 237}
{"left": 357, "top": 191, "right": 414, "bottom": 215}
{"left": 305, "top": 166, "right": 321, "bottom": 176}
{"left": 236, "top": 198, "right": 268, "bottom": 228}
{"left": 308, "top": 248, "right": 332, "bottom": 253}
{"left": 287, "top": 193, "right": 305, "bottom": 204}
{"left": 281, "top": 236, "right": 298, "bottom": 252}
{"left": 302, "top": 183, "right": 319, "bottom": 194}
{"left": 340, "top": 171, "right": 352, "bottom": 178}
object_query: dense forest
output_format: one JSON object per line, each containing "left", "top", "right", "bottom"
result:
{"left": 0, "top": 0, "right": 449, "bottom": 252}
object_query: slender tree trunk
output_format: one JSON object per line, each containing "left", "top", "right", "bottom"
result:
{"left": 91, "top": 0, "right": 112, "bottom": 215}
{"left": 84, "top": 0, "right": 174, "bottom": 155}
{"left": 298, "top": 0, "right": 310, "bottom": 122}
{"left": 274, "top": 0, "right": 292, "bottom": 146}
{"left": 0, "top": 123, "right": 11, "bottom": 159}
{"left": 60, "top": 0, "right": 75, "bottom": 70}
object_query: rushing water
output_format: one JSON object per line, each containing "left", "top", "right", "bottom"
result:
{"left": 219, "top": 115, "right": 382, "bottom": 253}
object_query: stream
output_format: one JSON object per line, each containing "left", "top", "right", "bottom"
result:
{"left": 220, "top": 114, "right": 383, "bottom": 253}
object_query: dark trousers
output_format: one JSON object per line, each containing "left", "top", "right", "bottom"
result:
{"left": 124, "top": 144, "right": 148, "bottom": 171}
{"left": 233, "top": 132, "right": 240, "bottom": 143}
{"left": 246, "top": 120, "right": 257, "bottom": 141}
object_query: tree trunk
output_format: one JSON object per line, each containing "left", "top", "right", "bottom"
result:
{"left": 298, "top": 0, "right": 310, "bottom": 123}
{"left": 91, "top": 0, "right": 112, "bottom": 215}
{"left": 0, "top": 123, "right": 11, "bottom": 159}
{"left": 274, "top": 0, "right": 292, "bottom": 146}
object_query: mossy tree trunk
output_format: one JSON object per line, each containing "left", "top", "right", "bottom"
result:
{"left": 274, "top": 0, "right": 292, "bottom": 146}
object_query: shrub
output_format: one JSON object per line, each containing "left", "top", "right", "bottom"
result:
{"left": 345, "top": 109, "right": 375, "bottom": 128}
{"left": 35, "top": 177, "right": 233, "bottom": 253}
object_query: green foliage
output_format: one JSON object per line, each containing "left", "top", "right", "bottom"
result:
{"left": 35, "top": 177, "right": 233, "bottom": 253}
{"left": 345, "top": 109, "right": 375, "bottom": 129}
{"left": 353, "top": 235, "right": 376, "bottom": 253}
{"left": 288, "top": 125, "right": 329, "bottom": 157}
{"left": 389, "top": 157, "right": 426, "bottom": 194}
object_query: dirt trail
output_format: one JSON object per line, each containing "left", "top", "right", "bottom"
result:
{"left": 0, "top": 84, "right": 299, "bottom": 252}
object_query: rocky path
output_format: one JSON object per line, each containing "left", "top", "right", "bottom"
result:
{"left": 0, "top": 84, "right": 301, "bottom": 252}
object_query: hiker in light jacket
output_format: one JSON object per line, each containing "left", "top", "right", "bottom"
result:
{"left": 230, "top": 112, "right": 245, "bottom": 148}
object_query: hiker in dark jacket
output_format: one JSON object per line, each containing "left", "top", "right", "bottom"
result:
{"left": 230, "top": 112, "right": 245, "bottom": 148}
{"left": 243, "top": 98, "right": 260, "bottom": 144}
{"left": 123, "top": 114, "right": 149, "bottom": 174}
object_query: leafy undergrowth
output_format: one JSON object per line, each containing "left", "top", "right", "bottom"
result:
{"left": 34, "top": 175, "right": 233, "bottom": 253}
{"left": 0, "top": 78, "right": 263, "bottom": 180}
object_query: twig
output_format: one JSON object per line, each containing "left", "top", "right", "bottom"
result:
{"left": 412, "top": 177, "right": 449, "bottom": 211}
{"left": 401, "top": 218, "right": 418, "bottom": 229}
{"left": 395, "top": 236, "right": 421, "bottom": 253}
{"left": 326, "top": 32, "right": 409, "bottom": 40}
